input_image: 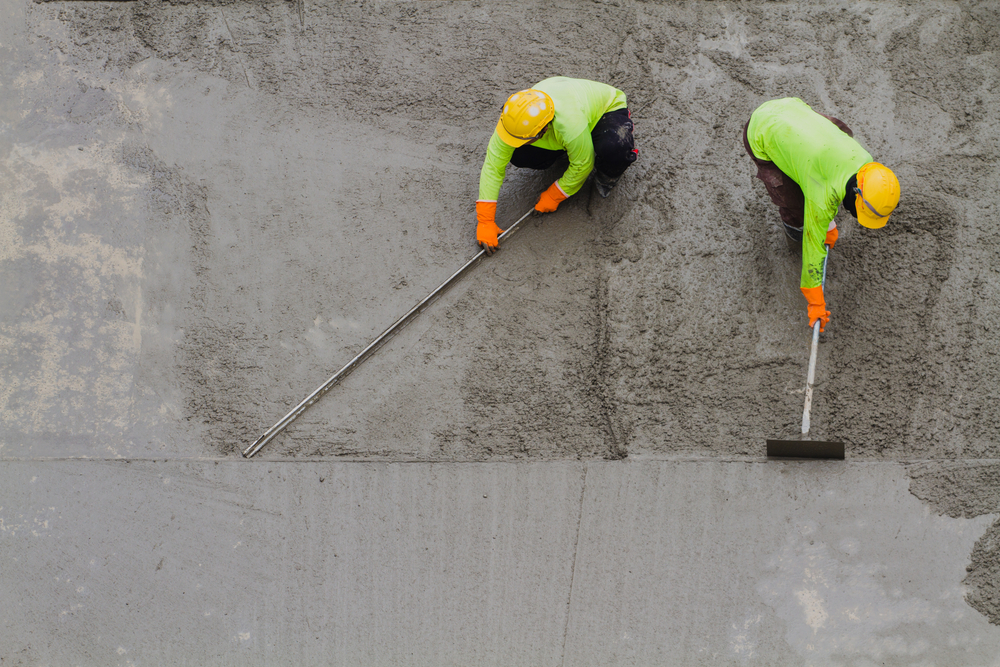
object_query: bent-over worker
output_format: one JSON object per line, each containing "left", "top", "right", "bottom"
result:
{"left": 476, "top": 76, "right": 638, "bottom": 255}
{"left": 743, "top": 97, "right": 901, "bottom": 332}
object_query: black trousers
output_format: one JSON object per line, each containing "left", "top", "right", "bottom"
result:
{"left": 510, "top": 108, "right": 637, "bottom": 179}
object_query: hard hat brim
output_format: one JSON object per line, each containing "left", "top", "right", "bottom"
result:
{"left": 856, "top": 194, "right": 889, "bottom": 229}
{"left": 496, "top": 119, "right": 531, "bottom": 148}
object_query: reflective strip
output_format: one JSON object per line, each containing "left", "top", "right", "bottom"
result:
{"left": 854, "top": 186, "right": 889, "bottom": 218}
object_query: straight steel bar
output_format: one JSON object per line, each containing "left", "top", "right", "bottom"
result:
{"left": 242, "top": 208, "right": 535, "bottom": 458}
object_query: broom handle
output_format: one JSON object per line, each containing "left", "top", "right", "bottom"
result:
{"left": 801, "top": 320, "right": 821, "bottom": 435}
{"left": 801, "top": 245, "right": 831, "bottom": 436}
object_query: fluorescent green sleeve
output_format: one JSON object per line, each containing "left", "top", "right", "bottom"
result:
{"left": 801, "top": 202, "right": 830, "bottom": 289}
{"left": 478, "top": 132, "right": 515, "bottom": 201}
{"left": 556, "top": 131, "right": 595, "bottom": 196}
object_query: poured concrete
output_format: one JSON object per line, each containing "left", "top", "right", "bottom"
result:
{"left": 4, "top": 461, "right": 999, "bottom": 666}
{"left": 2, "top": 0, "right": 1000, "bottom": 663}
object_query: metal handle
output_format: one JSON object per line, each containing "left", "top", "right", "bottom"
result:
{"left": 242, "top": 208, "right": 536, "bottom": 458}
{"left": 800, "top": 244, "right": 831, "bottom": 437}
{"left": 801, "top": 319, "right": 821, "bottom": 435}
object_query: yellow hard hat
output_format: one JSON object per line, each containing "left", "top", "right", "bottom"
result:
{"left": 854, "top": 162, "right": 900, "bottom": 229}
{"left": 496, "top": 89, "right": 555, "bottom": 147}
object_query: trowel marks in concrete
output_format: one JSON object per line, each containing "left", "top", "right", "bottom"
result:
{"left": 595, "top": 4, "right": 1000, "bottom": 460}
{"left": 13, "top": 0, "right": 998, "bottom": 461}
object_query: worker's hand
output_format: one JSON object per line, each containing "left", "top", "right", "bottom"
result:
{"left": 807, "top": 303, "right": 831, "bottom": 331}
{"left": 534, "top": 181, "right": 568, "bottom": 214}
{"left": 801, "top": 286, "right": 830, "bottom": 332}
{"left": 825, "top": 225, "right": 839, "bottom": 248}
{"left": 476, "top": 201, "right": 502, "bottom": 255}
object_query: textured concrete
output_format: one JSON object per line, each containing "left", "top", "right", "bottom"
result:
{"left": 3, "top": 0, "right": 1000, "bottom": 663}
{"left": 3, "top": 0, "right": 998, "bottom": 461}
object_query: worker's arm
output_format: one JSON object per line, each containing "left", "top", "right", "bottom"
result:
{"left": 555, "top": 131, "right": 596, "bottom": 197}
{"left": 800, "top": 204, "right": 832, "bottom": 331}
{"left": 478, "top": 132, "right": 515, "bottom": 202}
{"left": 477, "top": 133, "right": 516, "bottom": 253}
{"left": 533, "top": 131, "right": 594, "bottom": 214}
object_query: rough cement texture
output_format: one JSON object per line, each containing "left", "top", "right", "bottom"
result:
{"left": 2, "top": 0, "right": 997, "bottom": 460}
{"left": 3, "top": 0, "right": 1000, "bottom": 660}
{"left": 909, "top": 461, "right": 1000, "bottom": 626}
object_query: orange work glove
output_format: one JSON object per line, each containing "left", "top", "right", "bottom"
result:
{"left": 534, "top": 181, "right": 568, "bottom": 213}
{"left": 801, "top": 286, "right": 830, "bottom": 332}
{"left": 825, "top": 225, "right": 839, "bottom": 248}
{"left": 476, "top": 201, "right": 502, "bottom": 255}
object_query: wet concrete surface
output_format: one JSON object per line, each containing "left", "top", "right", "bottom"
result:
{"left": 5, "top": 460, "right": 1000, "bottom": 666}
{"left": 2, "top": 0, "right": 1000, "bottom": 663}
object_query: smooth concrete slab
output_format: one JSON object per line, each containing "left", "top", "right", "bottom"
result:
{"left": 565, "top": 461, "right": 1000, "bottom": 666}
{"left": 1, "top": 461, "right": 585, "bottom": 667}
{"left": 3, "top": 460, "right": 998, "bottom": 666}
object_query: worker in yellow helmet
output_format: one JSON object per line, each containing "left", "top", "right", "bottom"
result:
{"left": 743, "top": 97, "right": 901, "bottom": 331}
{"left": 476, "top": 77, "right": 638, "bottom": 255}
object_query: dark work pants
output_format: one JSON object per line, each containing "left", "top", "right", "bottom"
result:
{"left": 511, "top": 108, "right": 638, "bottom": 179}
{"left": 742, "top": 114, "right": 853, "bottom": 243}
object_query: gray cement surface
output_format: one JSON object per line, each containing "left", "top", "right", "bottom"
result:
{"left": 5, "top": 461, "right": 1000, "bottom": 666}
{"left": 2, "top": 0, "right": 1000, "bottom": 663}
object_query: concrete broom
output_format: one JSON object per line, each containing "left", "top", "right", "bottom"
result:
{"left": 767, "top": 244, "right": 845, "bottom": 460}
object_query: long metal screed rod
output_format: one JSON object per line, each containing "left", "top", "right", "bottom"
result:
{"left": 242, "top": 208, "right": 536, "bottom": 458}
{"left": 800, "top": 245, "right": 831, "bottom": 437}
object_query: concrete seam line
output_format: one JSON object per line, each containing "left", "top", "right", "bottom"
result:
{"left": 219, "top": 7, "right": 252, "bottom": 90}
{"left": 560, "top": 461, "right": 589, "bottom": 667}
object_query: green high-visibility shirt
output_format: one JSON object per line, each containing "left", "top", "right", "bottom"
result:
{"left": 747, "top": 97, "right": 872, "bottom": 289}
{"left": 478, "top": 77, "right": 628, "bottom": 202}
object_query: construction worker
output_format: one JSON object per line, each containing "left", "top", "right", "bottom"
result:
{"left": 743, "top": 97, "right": 900, "bottom": 331}
{"left": 476, "top": 76, "right": 638, "bottom": 255}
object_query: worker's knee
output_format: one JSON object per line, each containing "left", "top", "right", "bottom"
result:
{"left": 592, "top": 108, "right": 637, "bottom": 178}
